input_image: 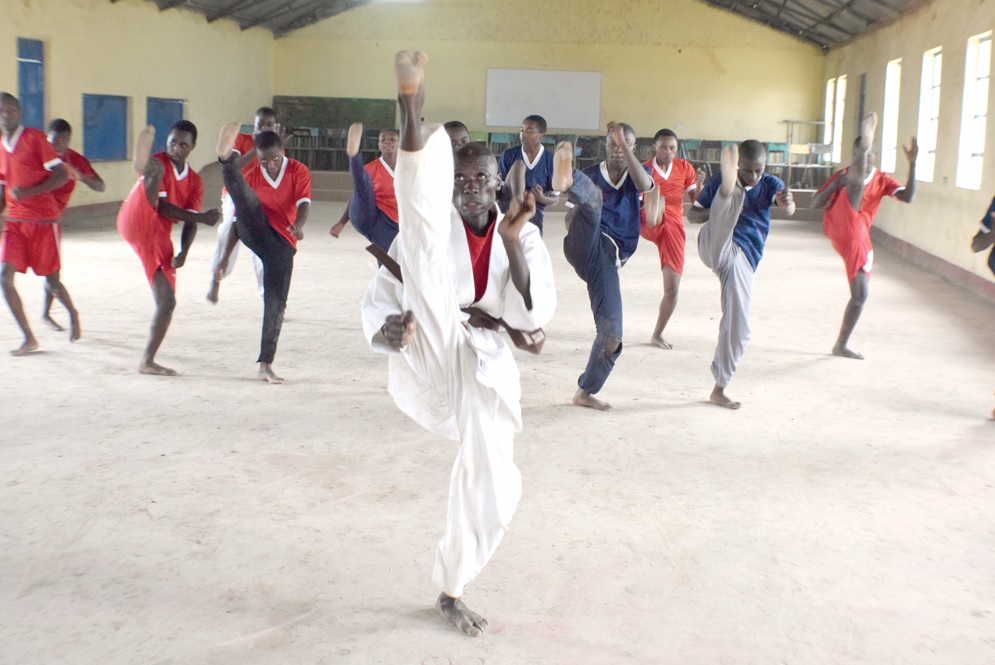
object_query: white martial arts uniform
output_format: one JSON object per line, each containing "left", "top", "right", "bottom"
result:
{"left": 361, "top": 126, "right": 556, "bottom": 597}
{"left": 210, "top": 191, "right": 265, "bottom": 297}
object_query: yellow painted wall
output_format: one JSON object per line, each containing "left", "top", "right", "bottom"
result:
{"left": 825, "top": 0, "right": 995, "bottom": 280}
{"left": 274, "top": 0, "right": 826, "bottom": 141}
{"left": 0, "top": 0, "right": 273, "bottom": 206}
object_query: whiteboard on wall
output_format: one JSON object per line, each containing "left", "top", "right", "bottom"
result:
{"left": 485, "top": 69, "right": 602, "bottom": 130}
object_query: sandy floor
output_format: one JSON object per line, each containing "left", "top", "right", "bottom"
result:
{"left": 1, "top": 201, "right": 993, "bottom": 665}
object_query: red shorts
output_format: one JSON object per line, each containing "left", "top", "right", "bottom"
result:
{"left": 823, "top": 195, "right": 874, "bottom": 283}
{"left": 0, "top": 220, "right": 62, "bottom": 276}
{"left": 117, "top": 183, "right": 177, "bottom": 290}
{"left": 640, "top": 208, "right": 686, "bottom": 274}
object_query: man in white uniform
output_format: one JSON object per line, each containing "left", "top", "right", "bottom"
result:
{"left": 362, "top": 51, "right": 556, "bottom": 637}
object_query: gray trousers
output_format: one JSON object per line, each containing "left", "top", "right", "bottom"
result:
{"left": 697, "top": 186, "right": 754, "bottom": 389}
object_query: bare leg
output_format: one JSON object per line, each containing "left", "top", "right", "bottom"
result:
{"left": 2, "top": 263, "right": 39, "bottom": 355}
{"left": 44, "top": 272, "right": 80, "bottom": 342}
{"left": 41, "top": 287, "right": 63, "bottom": 331}
{"left": 573, "top": 386, "right": 612, "bottom": 411}
{"left": 643, "top": 181, "right": 664, "bottom": 230}
{"left": 133, "top": 125, "right": 163, "bottom": 208}
{"left": 395, "top": 50, "right": 428, "bottom": 153}
{"left": 833, "top": 270, "right": 869, "bottom": 359}
{"left": 436, "top": 593, "right": 487, "bottom": 638}
{"left": 650, "top": 266, "right": 681, "bottom": 349}
{"left": 846, "top": 112, "right": 878, "bottom": 210}
{"left": 138, "top": 270, "right": 177, "bottom": 376}
{"left": 710, "top": 384, "right": 741, "bottom": 410}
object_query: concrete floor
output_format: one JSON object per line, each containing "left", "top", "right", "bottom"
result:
{"left": 0, "top": 201, "right": 992, "bottom": 664}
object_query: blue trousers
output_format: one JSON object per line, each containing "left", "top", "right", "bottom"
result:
{"left": 349, "top": 154, "right": 398, "bottom": 252}
{"left": 562, "top": 169, "right": 623, "bottom": 395}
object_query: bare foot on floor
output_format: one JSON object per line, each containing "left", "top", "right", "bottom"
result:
{"left": 206, "top": 279, "right": 220, "bottom": 304}
{"left": 395, "top": 50, "right": 428, "bottom": 96}
{"left": 68, "top": 310, "right": 81, "bottom": 342}
{"left": 573, "top": 387, "right": 612, "bottom": 411}
{"left": 551, "top": 141, "right": 574, "bottom": 192}
{"left": 719, "top": 143, "right": 739, "bottom": 198}
{"left": 436, "top": 593, "right": 486, "bottom": 637}
{"left": 709, "top": 385, "right": 740, "bottom": 410}
{"left": 42, "top": 314, "right": 64, "bottom": 332}
{"left": 133, "top": 125, "right": 156, "bottom": 173}
{"left": 650, "top": 335, "right": 672, "bottom": 350}
{"left": 139, "top": 362, "right": 178, "bottom": 376}
{"left": 11, "top": 338, "right": 40, "bottom": 356}
{"left": 258, "top": 363, "right": 284, "bottom": 384}
{"left": 216, "top": 122, "right": 240, "bottom": 160}
{"left": 832, "top": 345, "right": 864, "bottom": 360}
{"left": 346, "top": 122, "right": 363, "bottom": 158}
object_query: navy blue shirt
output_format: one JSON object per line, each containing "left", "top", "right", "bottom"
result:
{"left": 696, "top": 172, "right": 785, "bottom": 270}
{"left": 582, "top": 161, "right": 652, "bottom": 262}
{"left": 499, "top": 145, "right": 555, "bottom": 231}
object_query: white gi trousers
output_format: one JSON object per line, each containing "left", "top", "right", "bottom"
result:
{"left": 393, "top": 127, "right": 522, "bottom": 598}
{"left": 210, "top": 191, "right": 265, "bottom": 297}
{"left": 697, "top": 185, "right": 754, "bottom": 389}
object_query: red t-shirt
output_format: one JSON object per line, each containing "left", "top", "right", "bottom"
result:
{"left": 242, "top": 157, "right": 311, "bottom": 249}
{"left": 153, "top": 152, "right": 204, "bottom": 216}
{"left": 233, "top": 132, "right": 255, "bottom": 157}
{"left": 51, "top": 148, "right": 99, "bottom": 212}
{"left": 463, "top": 217, "right": 497, "bottom": 303}
{"left": 365, "top": 157, "right": 399, "bottom": 223}
{"left": 820, "top": 167, "right": 903, "bottom": 240}
{"left": 0, "top": 126, "right": 64, "bottom": 222}
{"left": 644, "top": 157, "right": 697, "bottom": 230}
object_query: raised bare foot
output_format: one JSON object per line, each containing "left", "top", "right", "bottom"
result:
{"left": 329, "top": 219, "right": 348, "bottom": 238}
{"left": 650, "top": 335, "right": 673, "bottom": 350}
{"left": 346, "top": 122, "right": 363, "bottom": 158}
{"left": 860, "top": 112, "right": 878, "bottom": 151}
{"left": 206, "top": 279, "right": 220, "bottom": 304}
{"left": 573, "top": 387, "right": 612, "bottom": 411}
{"left": 139, "top": 361, "right": 178, "bottom": 376}
{"left": 832, "top": 344, "right": 864, "bottom": 360}
{"left": 133, "top": 125, "right": 156, "bottom": 173}
{"left": 10, "top": 338, "right": 40, "bottom": 356}
{"left": 42, "top": 313, "right": 64, "bottom": 332}
{"left": 644, "top": 183, "right": 664, "bottom": 228}
{"left": 258, "top": 363, "right": 284, "bottom": 384}
{"left": 709, "top": 385, "right": 740, "bottom": 410}
{"left": 216, "top": 122, "right": 240, "bottom": 160}
{"left": 551, "top": 141, "right": 574, "bottom": 192}
{"left": 68, "top": 310, "right": 81, "bottom": 342}
{"left": 394, "top": 50, "right": 428, "bottom": 96}
{"left": 719, "top": 143, "right": 739, "bottom": 198}
{"left": 436, "top": 593, "right": 487, "bottom": 638}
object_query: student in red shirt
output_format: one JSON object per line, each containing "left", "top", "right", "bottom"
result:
{"left": 0, "top": 92, "right": 76, "bottom": 355}
{"left": 214, "top": 125, "right": 311, "bottom": 384}
{"left": 329, "top": 125, "right": 398, "bottom": 252}
{"left": 41, "top": 118, "right": 105, "bottom": 331}
{"left": 117, "top": 122, "right": 220, "bottom": 376}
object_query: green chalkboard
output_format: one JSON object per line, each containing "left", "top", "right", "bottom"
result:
{"left": 273, "top": 96, "right": 396, "bottom": 131}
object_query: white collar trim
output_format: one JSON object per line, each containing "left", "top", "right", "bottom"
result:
{"left": 599, "top": 161, "right": 629, "bottom": 190}
{"left": 169, "top": 158, "right": 190, "bottom": 181}
{"left": 521, "top": 144, "right": 545, "bottom": 170}
{"left": 2, "top": 125, "right": 25, "bottom": 153}
{"left": 378, "top": 156, "right": 394, "bottom": 177}
{"left": 652, "top": 158, "right": 673, "bottom": 180}
{"left": 262, "top": 156, "right": 288, "bottom": 188}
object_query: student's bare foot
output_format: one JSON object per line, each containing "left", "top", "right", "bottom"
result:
{"left": 551, "top": 141, "right": 574, "bottom": 192}
{"left": 258, "top": 363, "right": 284, "bottom": 384}
{"left": 644, "top": 183, "right": 664, "bottom": 228}
{"left": 573, "top": 387, "right": 612, "bottom": 411}
{"left": 719, "top": 144, "right": 739, "bottom": 198}
{"left": 436, "top": 593, "right": 486, "bottom": 637}
{"left": 395, "top": 50, "right": 428, "bottom": 96}
{"left": 650, "top": 335, "right": 672, "bottom": 350}
{"left": 68, "top": 309, "right": 81, "bottom": 342}
{"left": 138, "top": 361, "right": 177, "bottom": 376}
{"left": 346, "top": 123, "right": 363, "bottom": 158}
{"left": 329, "top": 219, "right": 348, "bottom": 238}
{"left": 832, "top": 344, "right": 864, "bottom": 360}
{"left": 42, "top": 313, "right": 64, "bottom": 332}
{"left": 11, "top": 338, "right": 40, "bottom": 356}
{"left": 206, "top": 278, "right": 220, "bottom": 304}
{"left": 860, "top": 112, "right": 878, "bottom": 150}
{"left": 133, "top": 125, "right": 156, "bottom": 173}
{"left": 709, "top": 385, "right": 741, "bottom": 410}
{"left": 216, "top": 122, "right": 240, "bottom": 160}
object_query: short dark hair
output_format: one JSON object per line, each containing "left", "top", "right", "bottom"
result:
{"left": 739, "top": 139, "right": 766, "bottom": 161}
{"left": 523, "top": 115, "right": 547, "bottom": 134}
{"left": 444, "top": 120, "right": 469, "bottom": 133}
{"left": 48, "top": 118, "right": 72, "bottom": 134}
{"left": 170, "top": 119, "right": 198, "bottom": 145}
{"left": 0, "top": 92, "right": 20, "bottom": 108}
{"left": 256, "top": 106, "right": 276, "bottom": 119}
{"left": 455, "top": 142, "right": 497, "bottom": 169}
{"left": 379, "top": 128, "right": 399, "bottom": 138}
{"left": 653, "top": 128, "right": 678, "bottom": 142}
{"left": 254, "top": 130, "right": 282, "bottom": 152}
